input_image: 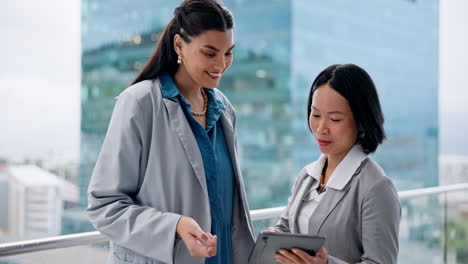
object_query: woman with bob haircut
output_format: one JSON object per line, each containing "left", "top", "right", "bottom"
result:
{"left": 266, "top": 64, "right": 401, "bottom": 264}
{"left": 87, "top": 1, "right": 255, "bottom": 263}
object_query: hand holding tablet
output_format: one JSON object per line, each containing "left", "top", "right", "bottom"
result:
{"left": 248, "top": 232, "right": 326, "bottom": 264}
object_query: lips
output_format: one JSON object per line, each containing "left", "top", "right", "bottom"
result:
{"left": 206, "top": 71, "right": 222, "bottom": 79}
{"left": 317, "top": 139, "right": 332, "bottom": 146}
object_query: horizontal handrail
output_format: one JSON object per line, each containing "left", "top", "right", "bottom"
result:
{"left": 1, "top": 183, "right": 468, "bottom": 257}
{"left": 398, "top": 182, "right": 468, "bottom": 199}
{"left": 0, "top": 231, "right": 107, "bottom": 257}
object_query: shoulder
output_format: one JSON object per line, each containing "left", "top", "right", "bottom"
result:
{"left": 111, "top": 79, "right": 163, "bottom": 124}
{"left": 357, "top": 157, "right": 399, "bottom": 203}
{"left": 357, "top": 157, "right": 389, "bottom": 186}
{"left": 119, "top": 79, "right": 161, "bottom": 103}
{"left": 115, "top": 79, "right": 163, "bottom": 113}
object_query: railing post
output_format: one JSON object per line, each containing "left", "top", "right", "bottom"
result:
{"left": 443, "top": 191, "right": 447, "bottom": 264}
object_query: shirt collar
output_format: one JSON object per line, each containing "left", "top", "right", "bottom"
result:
{"left": 304, "top": 144, "right": 368, "bottom": 190}
{"left": 159, "top": 72, "right": 227, "bottom": 131}
{"left": 205, "top": 88, "right": 227, "bottom": 112}
{"left": 204, "top": 88, "right": 226, "bottom": 131}
{"left": 159, "top": 72, "right": 226, "bottom": 109}
{"left": 159, "top": 72, "right": 180, "bottom": 99}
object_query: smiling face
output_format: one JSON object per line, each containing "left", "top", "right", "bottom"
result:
{"left": 174, "top": 29, "right": 234, "bottom": 89}
{"left": 309, "top": 83, "right": 359, "bottom": 161}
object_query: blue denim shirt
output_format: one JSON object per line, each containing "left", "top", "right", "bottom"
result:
{"left": 159, "top": 72, "right": 234, "bottom": 264}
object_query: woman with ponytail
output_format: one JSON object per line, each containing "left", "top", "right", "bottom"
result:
{"left": 87, "top": 1, "right": 255, "bottom": 263}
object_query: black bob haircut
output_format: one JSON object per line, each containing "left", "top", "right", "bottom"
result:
{"left": 307, "top": 64, "right": 386, "bottom": 154}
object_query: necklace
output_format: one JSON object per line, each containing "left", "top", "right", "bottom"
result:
{"left": 316, "top": 159, "right": 328, "bottom": 194}
{"left": 190, "top": 88, "right": 208, "bottom": 116}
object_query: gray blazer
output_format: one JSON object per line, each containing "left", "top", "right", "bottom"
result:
{"left": 87, "top": 79, "right": 255, "bottom": 264}
{"left": 275, "top": 151, "right": 401, "bottom": 264}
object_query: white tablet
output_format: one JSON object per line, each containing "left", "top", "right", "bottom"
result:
{"left": 248, "top": 232, "right": 326, "bottom": 264}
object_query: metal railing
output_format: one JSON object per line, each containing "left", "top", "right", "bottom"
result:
{"left": 1, "top": 183, "right": 468, "bottom": 257}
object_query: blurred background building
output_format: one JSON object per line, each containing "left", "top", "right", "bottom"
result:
{"left": 80, "top": 0, "right": 438, "bottom": 211}
{"left": 0, "top": 165, "right": 78, "bottom": 239}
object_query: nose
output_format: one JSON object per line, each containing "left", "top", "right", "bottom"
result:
{"left": 214, "top": 56, "right": 225, "bottom": 71}
{"left": 316, "top": 120, "right": 329, "bottom": 135}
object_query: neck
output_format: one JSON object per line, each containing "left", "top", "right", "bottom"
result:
{"left": 325, "top": 146, "right": 354, "bottom": 173}
{"left": 322, "top": 150, "right": 349, "bottom": 184}
{"left": 174, "top": 67, "right": 202, "bottom": 101}
{"left": 325, "top": 155, "right": 342, "bottom": 173}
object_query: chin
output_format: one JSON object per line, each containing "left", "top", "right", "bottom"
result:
{"left": 203, "top": 80, "right": 221, "bottom": 89}
{"left": 318, "top": 146, "right": 332, "bottom": 154}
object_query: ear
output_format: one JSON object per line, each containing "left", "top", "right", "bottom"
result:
{"left": 173, "top": 34, "right": 184, "bottom": 56}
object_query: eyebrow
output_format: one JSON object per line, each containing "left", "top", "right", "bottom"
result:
{"left": 202, "top": 44, "right": 235, "bottom": 52}
{"left": 312, "top": 106, "right": 345, "bottom": 114}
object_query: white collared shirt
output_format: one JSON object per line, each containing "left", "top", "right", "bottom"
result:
{"left": 297, "top": 144, "right": 368, "bottom": 234}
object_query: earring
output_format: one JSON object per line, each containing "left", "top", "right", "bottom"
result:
{"left": 360, "top": 131, "right": 365, "bottom": 139}
{"left": 177, "top": 55, "right": 182, "bottom": 64}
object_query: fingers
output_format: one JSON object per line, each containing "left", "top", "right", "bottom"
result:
{"left": 316, "top": 247, "right": 327, "bottom": 258}
{"left": 289, "top": 247, "right": 328, "bottom": 264}
{"left": 291, "top": 248, "right": 314, "bottom": 263}
{"left": 275, "top": 252, "right": 292, "bottom": 263}
{"left": 188, "top": 234, "right": 217, "bottom": 258}
{"left": 191, "top": 230, "right": 217, "bottom": 257}
{"left": 315, "top": 247, "right": 328, "bottom": 262}
{"left": 189, "top": 221, "right": 215, "bottom": 247}
{"left": 276, "top": 249, "right": 303, "bottom": 264}
{"left": 264, "top": 227, "right": 282, "bottom": 233}
{"left": 176, "top": 216, "right": 217, "bottom": 258}
{"left": 206, "top": 235, "right": 217, "bottom": 257}
{"left": 190, "top": 241, "right": 216, "bottom": 258}
{"left": 194, "top": 231, "right": 212, "bottom": 246}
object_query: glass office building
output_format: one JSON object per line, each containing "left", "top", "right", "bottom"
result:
{"left": 81, "top": 0, "right": 438, "bottom": 210}
{"left": 8, "top": 1, "right": 468, "bottom": 264}
{"left": 79, "top": 1, "right": 445, "bottom": 257}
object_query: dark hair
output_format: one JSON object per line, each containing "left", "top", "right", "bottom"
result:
{"left": 131, "top": 0, "right": 234, "bottom": 85}
{"left": 307, "top": 64, "right": 386, "bottom": 154}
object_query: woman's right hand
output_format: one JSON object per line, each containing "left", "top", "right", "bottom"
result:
{"left": 176, "top": 216, "right": 217, "bottom": 258}
{"left": 263, "top": 227, "right": 282, "bottom": 233}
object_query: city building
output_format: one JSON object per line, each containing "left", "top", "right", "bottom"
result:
{"left": 6, "top": 165, "right": 79, "bottom": 237}
{"left": 81, "top": 0, "right": 439, "bottom": 213}
{"left": 440, "top": 155, "right": 468, "bottom": 185}
{"left": 0, "top": 163, "right": 8, "bottom": 233}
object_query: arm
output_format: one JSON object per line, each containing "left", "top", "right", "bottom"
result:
{"left": 329, "top": 177, "right": 401, "bottom": 264}
{"left": 274, "top": 169, "right": 306, "bottom": 233}
{"left": 277, "top": 177, "right": 401, "bottom": 264}
{"left": 86, "top": 91, "right": 184, "bottom": 263}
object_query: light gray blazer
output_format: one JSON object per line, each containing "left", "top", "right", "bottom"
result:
{"left": 87, "top": 79, "right": 255, "bottom": 264}
{"left": 275, "top": 150, "right": 401, "bottom": 264}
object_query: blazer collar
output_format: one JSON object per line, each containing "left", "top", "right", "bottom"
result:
{"left": 304, "top": 144, "right": 368, "bottom": 190}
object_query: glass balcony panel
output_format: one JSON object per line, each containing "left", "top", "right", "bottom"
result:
{"left": 446, "top": 190, "right": 468, "bottom": 264}
{"left": 0, "top": 242, "right": 109, "bottom": 264}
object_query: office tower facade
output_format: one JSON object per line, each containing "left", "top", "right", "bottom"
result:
{"left": 81, "top": 0, "right": 438, "bottom": 212}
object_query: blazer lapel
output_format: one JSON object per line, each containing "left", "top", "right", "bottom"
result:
{"left": 290, "top": 176, "right": 315, "bottom": 233}
{"left": 309, "top": 184, "right": 352, "bottom": 235}
{"left": 162, "top": 97, "right": 208, "bottom": 196}
{"left": 220, "top": 112, "right": 239, "bottom": 183}
{"left": 220, "top": 111, "right": 256, "bottom": 239}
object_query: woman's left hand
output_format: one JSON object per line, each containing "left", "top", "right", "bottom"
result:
{"left": 275, "top": 247, "right": 328, "bottom": 264}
